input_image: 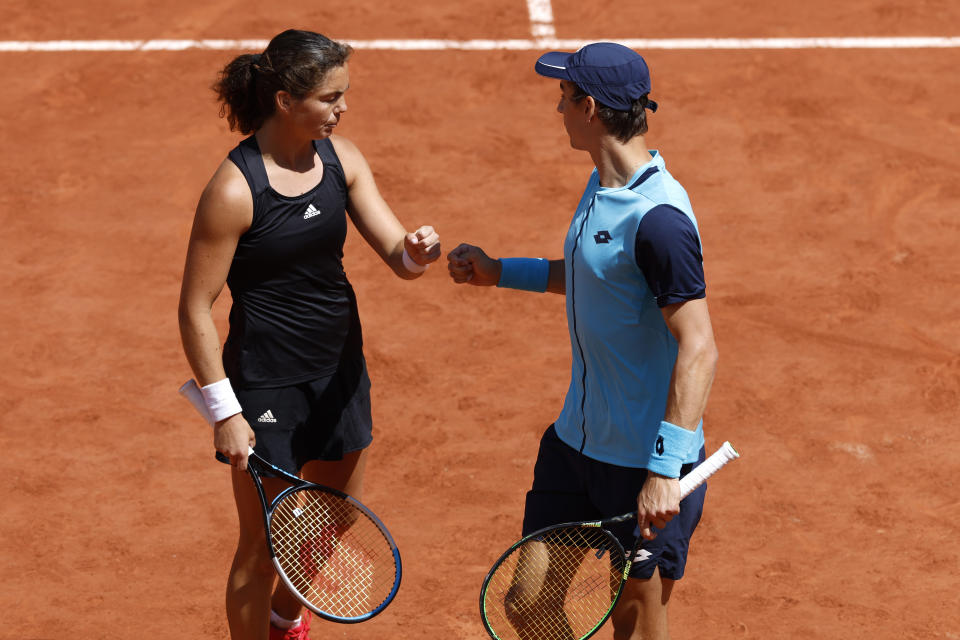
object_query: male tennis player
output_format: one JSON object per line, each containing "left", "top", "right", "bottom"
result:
{"left": 448, "top": 42, "right": 718, "bottom": 640}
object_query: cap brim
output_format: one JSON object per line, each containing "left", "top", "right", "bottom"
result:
{"left": 534, "top": 51, "right": 573, "bottom": 79}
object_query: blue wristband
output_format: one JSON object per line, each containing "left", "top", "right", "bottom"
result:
{"left": 644, "top": 420, "right": 698, "bottom": 478}
{"left": 497, "top": 258, "right": 550, "bottom": 292}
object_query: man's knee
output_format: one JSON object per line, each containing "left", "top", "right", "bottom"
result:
{"left": 610, "top": 573, "right": 675, "bottom": 640}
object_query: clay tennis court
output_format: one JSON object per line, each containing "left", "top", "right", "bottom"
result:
{"left": 2, "top": 1, "right": 958, "bottom": 638}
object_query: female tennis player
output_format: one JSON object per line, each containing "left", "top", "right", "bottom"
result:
{"left": 178, "top": 29, "right": 440, "bottom": 640}
{"left": 448, "top": 43, "right": 718, "bottom": 640}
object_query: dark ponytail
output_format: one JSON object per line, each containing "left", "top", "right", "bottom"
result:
{"left": 214, "top": 30, "right": 353, "bottom": 134}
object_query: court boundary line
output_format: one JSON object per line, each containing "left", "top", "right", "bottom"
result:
{"left": 526, "top": 0, "right": 557, "bottom": 38}
{"left": 1, "top": 37, "right": 959, "bottom": 52}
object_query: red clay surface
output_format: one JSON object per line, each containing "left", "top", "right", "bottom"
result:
{"left": 1, "top": 2, "right": 958, "bottom": 639}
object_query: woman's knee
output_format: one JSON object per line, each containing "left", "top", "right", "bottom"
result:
{"left": 232, "top": 533, "right": 276, "bottom": 577}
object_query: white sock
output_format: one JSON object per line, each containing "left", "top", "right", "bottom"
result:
{"left": 270, "top": 610, "right": 302, "bottom": 629}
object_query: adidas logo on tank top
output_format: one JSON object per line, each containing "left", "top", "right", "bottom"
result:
{"left": 303, "top": 203, "right": 322, "bottom": 219}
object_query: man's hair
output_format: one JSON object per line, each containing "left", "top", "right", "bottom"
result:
{"left": 570, "top": 83, "right": 650, "bottom": 143}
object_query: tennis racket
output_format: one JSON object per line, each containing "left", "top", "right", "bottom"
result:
{"left": 179, "top": 379, "right": 402, "bottom": 623}
{"left": 479, "top": 441, "right": 739, "bottom": 640}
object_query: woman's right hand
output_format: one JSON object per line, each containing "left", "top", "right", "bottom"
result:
{"left": 213, "top": 414, "right": 256, "bottom": 471}
{"left": 447, "top": 243, "right": 502, "bottom": 286}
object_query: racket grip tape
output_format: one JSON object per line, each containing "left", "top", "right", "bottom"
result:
{"left": 678, "top": 441, "right": 739, "bottom": 499}
{"left": 214, "top": 447, "right": 256, "bottom": 465}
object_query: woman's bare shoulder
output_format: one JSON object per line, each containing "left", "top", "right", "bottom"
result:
{"left": 195, "top": 157, "right": 253, "bottom": 229}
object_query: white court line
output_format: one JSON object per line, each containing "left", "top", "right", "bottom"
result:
{"left": 526, "top": 0, "right": 556, "bottom": 39}
{"left": 1, "top": 37, "right": 959, "bottom": 52}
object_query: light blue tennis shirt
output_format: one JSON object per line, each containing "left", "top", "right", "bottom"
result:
{"left": 553, "top": 151, "right": 705, "bottom": 474}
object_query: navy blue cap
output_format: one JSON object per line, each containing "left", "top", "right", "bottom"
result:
{"left": 535, "top": 42, "right": 658, "bottom": 112}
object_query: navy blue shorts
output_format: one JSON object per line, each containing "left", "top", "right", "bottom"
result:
{"left": 522, "top": 424, "right": 706, "bottom": 581}
{"left": 235, "top": 354, "right": 373, "bottom": 474}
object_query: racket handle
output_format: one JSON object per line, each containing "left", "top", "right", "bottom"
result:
{"left": 678, "top": 441, "right": 739, "bottom": 499}
{"left": 214, "top": 447, "right": 256, "bottom": 465}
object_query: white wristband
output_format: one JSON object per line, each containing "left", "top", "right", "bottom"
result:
{"left": 402, "top": 248, "right": 428, "bottom": 274}
{"left": 179, "top": 379, "right": 215, "bottom": 425}
{"left": 200, "top": 378, "right": 244, "bottom": 423}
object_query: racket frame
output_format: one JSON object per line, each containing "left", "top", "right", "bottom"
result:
{"left": 239, "top": 450, "right": 403, "bottom": 623}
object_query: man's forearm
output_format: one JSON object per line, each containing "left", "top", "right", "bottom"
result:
{"left": 663, "top": 336, "right": 718, "bottom": 429}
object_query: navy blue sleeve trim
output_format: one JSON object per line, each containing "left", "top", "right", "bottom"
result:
{"left": 634, "top": 205, "right": 706, "bottom": 308}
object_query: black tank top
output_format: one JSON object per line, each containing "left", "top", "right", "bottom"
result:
{"left": 222, "top": 136, "right": 362, "bottom": 388}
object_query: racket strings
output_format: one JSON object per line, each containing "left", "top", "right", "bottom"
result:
{"left": 270, "top": 489, "right": 397, "bottom": 618}
{"left": 483, "top": 526, "right": 625, "bottom": 640}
